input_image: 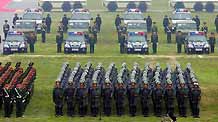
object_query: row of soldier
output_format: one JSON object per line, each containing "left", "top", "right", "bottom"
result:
{"left": 0, "top": 62, "right": 36, "bottom": 117}
{"left": 53, "top": 62, "right": 201, "bottom": 118}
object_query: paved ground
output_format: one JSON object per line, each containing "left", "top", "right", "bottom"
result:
{"left": 0, "top": 0, "right": 37, "bottom": 54}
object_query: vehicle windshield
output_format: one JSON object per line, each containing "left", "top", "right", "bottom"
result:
{"left": 128, "top": 36, "right": 146, "bottom": 42}
{"left": 6, "top": 35, "right": 24, "bottom": 42}
{"left": 72, "top": 13, "right": 91, "bottom": 20}
{"left": 67, "top": 35, "right": 84, "bottom": 42}
{"left": 123, "top": 13, "right": 144, "bottom": 20}
{"left": 127, "top": 23, "right": 147, "bottom": 31}
{"left": 23, "top": 13, "right": 42, "bottom": 20}
{"left": 172, "top": 13, "right": 192, "bottom": 20}
{"left": 188, "top": 35, "right": 206, "bottom": 42}
{"left": 15, "top": 22, "right": 35, "bottom": 29}
{"left": 69, "top": 22, "right": 89, "bottom": 29}
{"left": 176, "top": 23, "right": 197, "bottom": 30}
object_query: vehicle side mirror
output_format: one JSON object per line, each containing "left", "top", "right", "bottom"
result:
{"left": 90, "top": 18, "right": 93, "bottom": 20}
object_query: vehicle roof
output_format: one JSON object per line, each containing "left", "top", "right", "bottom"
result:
{"left": 175, "top": 20, "right": 196, "bottom": 24}
{"left": 16, "top": 20, "right": 36, "bottom": 23}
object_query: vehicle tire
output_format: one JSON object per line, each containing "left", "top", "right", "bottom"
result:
{"left": 73, "top": 1, "right": 83, "bottom": 9}
{"left": 42, "top": 1, "right": 53, "bottom": 12}
{"left": 193, "top": 2, "right": 203, "bottom": 12}
{"left": 107, "top": 2, "right": 118, "bottom": 12}
{"left": 205, "top": 2, "right": 215, "bottom": 13}
{"left": 62, "top": 1, "right": 71, "bottom": 12}
{"left": 138, "top": 2, "right": 147, "bottom": 12}
{"left": 127, "top": 2, "right": 136, "bottom": 9}
{"left": 174, "top": 2, "right": 185, "bottom": 9}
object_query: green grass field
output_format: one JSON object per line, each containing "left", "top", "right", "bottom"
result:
{"left": 0, "top": 0, "right": 218, "bottom": 121}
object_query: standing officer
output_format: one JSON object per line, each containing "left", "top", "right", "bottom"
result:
{"left": 166, "top": 26, "right": 172, "bottom": 43}
{"left": 127, "top": 82, "right": 138, "bottom": 116}
{"left": 95, "top": 14, "right": 102, "bottom": 32}
{"left": 56, "top": 33, "right": 62, "bottom": 53}
{"left": 45, "top": 14, "right": 52, "bottom": 33}
{"left": 3, "top": 85, "right": 13, "bottom": 118}
{"left": 3, "top": 20, "right": 10, "bottom": 39}
{"left": 102, "top": 82, "right": 113, "bottom": 116}
{"left": 176, "top": 31, "right": 183, "bottom": 53}
{"left": 28, "top": 33, "right": 35, "bottom": 53}
{"left": 152, "top": 22, "right": 158, "bottom": 33}
{"left": 115, "top": 83, "right": 126, "bottom": 116}
{"left": 89, "top": 33, "right": 96, "bottom": 54}
{"left": 164, "top": 81, "right": 175, "bottom": 115}
{"left": 14, "top": 84, "right": 26, "bottom": 118}
{"left": 91, "top": 22, "right": 98, "bottom": 41}
{"left": 151, "top": 32, "right": 158, "bottom": 54}
{"left": 115, "top": 14, "right": 122, "bottom": 31}
{"left": 214, "top": 15, "right": 218, "bottom": 33}
{"left": 57, "top": 22, "right": 64, "bottom": 41}
{"left": 0, "top": 35, "right": 1, "bottom": 43}
{"left": 209, "top": 32, "right": 216, "bottom": 53}
{"left": 62, "top": 14, "right": 68, "bottom": 33}
{"left": 13, "top": 13, "right": 19, "bottom": 25}
{"left": 64, "top": 82, "right": 76, "bottom": 117}
{"left": 140, "top": 81, "right": 151, "bottom": 117}
{"left": 193, "top": 15, "right": 200, "bottom": 31}
{"left": 163, "top": 15, "right": 169, "bottom": 33}
{"left": 146, "top": 15, "right": 152, "bottom": 33}
{"left": 190, "top": 83, "right": 201, "bottom": 118}
{"left": 76, "top": 82, "right": 88, "bottom": 117}
{"left": 53, "top": 81, "right": 64, "bottom": 116}
{"left": 41, "top": 21, "right": 47, "bottom": 43}
{"left": 119, "top": 33, "right": 126, "bottom": 54}
{"left": 152, "top": 82, "right": 163, "bottom": 117}
{"left": 201, "top": 22, "right": 208, "bottom": 36}
{"left": 89, "top": 82, "right": 100, "bottom": 117}
{"left": 176, "top": 82, "right": 188, "bottom": 117}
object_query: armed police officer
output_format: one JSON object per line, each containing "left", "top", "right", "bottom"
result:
{"left": 76, "top": 82, "right": 88, "bottom": 117}
{"left": 193, "top": 15, "right": 200, "bottom": 31}
{"left": 62, "top": 14, "right": 68, "bottom": 33}
{"left": 102, "top": 82, "right": 113, "bottom": 116}
{"left": 3, "top": 20, "right": 10, "bottom": 39}
{"left": 45, "top": 14, "right": 52, "bottom": 33}
{"left": 163, "top": 15, "right": 169, "bottom": 33}
{"left": 115, "top": 14, "right": 122, "bottom": 31}
{"left": 176, "top": 31, "right": 183, "bottom": 53}
{"left": 3, "top": 85, "right": 13, "bottom": 118}
{"left": 119, "top": 33, "right": 126, "bottom": 54}
{"left": 89, "top": 82, "right": 101, "bottom": 117}
{"left": 140, "top": 81, "right": 151, "bottom": 117}
{"left": 146, "top": 15, "right": 152, "bottom": 33}
{"left": 56, "top": 32, "right": 63, "bottom": 53}
{"left": 13, "top": 13, "right": 19, "bottom": 25}
{"left": 41, "top": 20, "right": 47, "bottom": 43}
{"left": 164, "top": 80, "right": 175, "bottom": 115}
{"left": 190, "top": 82, "right": 201, "bottom": 118}
{"left": 64, "top": 82, "right": 76, "bottom": 117}
{"left": 201, "top": 22, "right": 208, "bottom": 36}
{"left": 152, "top": 81, "right": 164, "bottom": 117}
{"left": 176, "top": 82, "right": 188, "bottom": 117}
{"left": 151, "top": 32, "right": 158, "bottom": 54}
{"left": 209, "top": 32, "right": 216, "bottom": 53}
{"left": 115, "top": 82, "right": 126, "bottom": 116}
{"left": 53, "top": 81, "right": 64, "bottom": 116}
{"left": 95, "top": 14, "right": 102, "bottom": 32}
{"left": 214, "top": 15, "right": 218, "bottom": 33}
{"left": 127, "top": 82, "right": 138, "bottom": 116}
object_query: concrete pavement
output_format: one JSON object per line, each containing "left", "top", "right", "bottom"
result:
{"left": 0, "top": 0, "right": 37, "bottom": 54}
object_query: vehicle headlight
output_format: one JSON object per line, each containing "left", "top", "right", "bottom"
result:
{"left": 65, "top": 43, "right": 71, "bottom": 48}
{"left": 127, "top": 43, "right": 133, "bottom": 48}
{"left": 188, "top": 43, "right": 194, "bottom": 48}
{"left": 204, "top": 43, "right": 210, "bottom": 48}
{"left": 143, "top": 43, "right": 148, "bottom": 48}
{"left": 19, "top": 43, "right": 26, "bottom": 48}
{"left": 80, "top": 43, "right": 86, "bottom": 48}
{"left": 4, "top": 43, "right": 9, "bottom": 48}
